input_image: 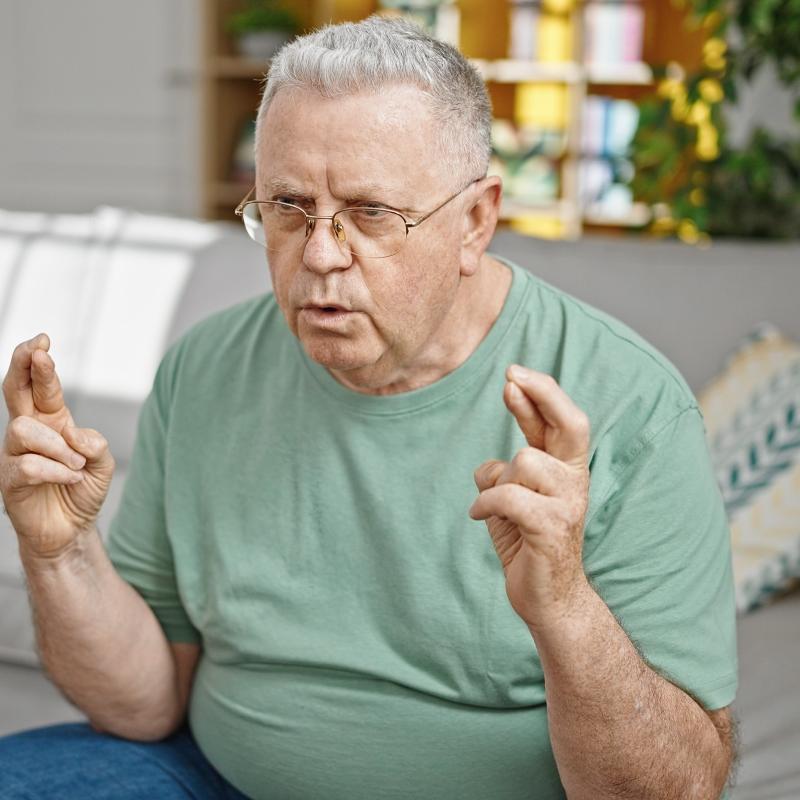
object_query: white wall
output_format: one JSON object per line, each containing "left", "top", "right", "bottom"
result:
{"left": 725, "top": 62, "right": 798, "bottom": 148}
{"left": 0, "top": 0, "right": 202, "bottom": 217}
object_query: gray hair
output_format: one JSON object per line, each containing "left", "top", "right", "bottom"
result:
{"left": 254, "top": 15, "right": 492, "bottom": 186}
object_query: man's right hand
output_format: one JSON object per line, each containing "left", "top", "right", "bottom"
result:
{"left": 0, "top": 333, "right": 115, "bottom": 560}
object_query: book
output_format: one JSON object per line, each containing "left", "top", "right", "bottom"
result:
{"left": 581, "top": 96, "right": 639, "bottom": 157}
{"left": 583, "top": 1, "right": 644, "bottom": 65}
{"left": 515, "top": 82, "right": 570, "bottom": 129}
{"left": 509, "top": 1, "right": 540, "bottom": 61}
{"left": 578, "top": 156, "right": 635, "bottom": 217}
{"left": 538, "top": 10, "right": 573, "bottom": 62}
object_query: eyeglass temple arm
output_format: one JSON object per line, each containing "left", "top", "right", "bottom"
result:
{"left": 404, "top": 177, "right": 482, "bottom": 230}
{"left": 235, "top": 185, "right": 257, "bottom": 216}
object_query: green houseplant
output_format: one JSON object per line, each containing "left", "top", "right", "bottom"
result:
{"left": 226, "top": 0, "right": 300, "bottom": 60}
{"left": 629, "top": 0, "right": 800, "bottom": 241}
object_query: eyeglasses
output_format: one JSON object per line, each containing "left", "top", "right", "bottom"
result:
{"left": 234, "top": 177, "right": 482, "bottom": 259}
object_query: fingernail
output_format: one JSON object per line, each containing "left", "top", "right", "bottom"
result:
{"left": 508, "top": 364, "right": 523, "bottom": 381}
{"left": 71, "top": 454, "right": 86, "bottom": 469}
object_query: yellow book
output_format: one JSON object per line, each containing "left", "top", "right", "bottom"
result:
{"left": 542, "top": 0, "right": 575, "bottom": 12}
{"left": 538, "top": 13, "right": 573, "bottom": 62}
{"left": 510, "top": 215, "right": 566, "bottom": 239}
{"left": 515, "top": 82, "right": 569, "bottom": 129}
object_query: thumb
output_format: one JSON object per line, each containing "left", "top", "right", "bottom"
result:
{"left": 473, "top": 459, "right": 507, "bottom": 492}
{"left": 63, "top": 426, "right": 115, "bottom": 476}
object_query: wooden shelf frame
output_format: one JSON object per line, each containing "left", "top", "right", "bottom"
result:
{"left": 200, "top": 0, "right": 700, "bottom": 236}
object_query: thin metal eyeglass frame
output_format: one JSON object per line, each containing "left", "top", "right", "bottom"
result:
{"left": 233, "top": 176, "right": 483, "bottom": 258}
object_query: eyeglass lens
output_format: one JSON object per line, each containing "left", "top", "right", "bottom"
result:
{"left": 242, "top": 202, "right": 407, "bottom": 258}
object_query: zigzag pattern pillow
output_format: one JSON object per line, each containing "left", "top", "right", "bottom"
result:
{"left": 696, "top": 323, "right": 800, "bottom": 614}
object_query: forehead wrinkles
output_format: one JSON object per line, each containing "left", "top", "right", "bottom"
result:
{"left": 258, "top": 87, "right": 449, "bottom": 202}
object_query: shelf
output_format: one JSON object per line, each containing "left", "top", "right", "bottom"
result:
{"left": 475, "top": 59, "right": 583, "bottom": 84}
{"left": 472, "top": 59, "right": 652, "bottom": 86}
{"left": 583, "top": 202, "right": 651, "bottom": 227}
{"left": 586, "top": 62, "right": 653, "bottom": 86}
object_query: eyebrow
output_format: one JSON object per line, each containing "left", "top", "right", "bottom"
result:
{"left": 261, "top": 178, "right": 416, "bottom": 212}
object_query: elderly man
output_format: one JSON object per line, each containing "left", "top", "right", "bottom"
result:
{"left": 0, "top": 16, "right": 736, "bottom": 800}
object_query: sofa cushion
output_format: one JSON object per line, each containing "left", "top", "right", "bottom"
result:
{"left": 696, "top": 323, "right": 800, "bottom": 613}
{"left": 0, "top": 206, "right": 265, "bottom": 666}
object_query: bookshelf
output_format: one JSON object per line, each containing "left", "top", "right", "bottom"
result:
{"left": 200, "top": 0, "right": 706, "bottom": 239}
{"left": 200, "top": 0, "right": 375, "bottom": 220}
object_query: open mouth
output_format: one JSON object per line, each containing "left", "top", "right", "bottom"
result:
{"left": 301, "top": 305, "right": 353, "bottom": 324}
{"left": 305, "top": 304, "right": 349, "bottom": 313}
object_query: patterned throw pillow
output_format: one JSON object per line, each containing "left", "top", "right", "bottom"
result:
{"left": 696, "top": 323, "right": 800, "bottom": 614}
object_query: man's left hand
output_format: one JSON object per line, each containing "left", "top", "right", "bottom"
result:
{"left": 469, "top": 365, "right": 592, "bottom": 632}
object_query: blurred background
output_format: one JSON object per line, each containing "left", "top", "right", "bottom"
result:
{"left": 0, "top": 0, "right": 797, "bottom": 240}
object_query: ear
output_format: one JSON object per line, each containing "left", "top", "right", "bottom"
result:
{"left": 460, "top": 176, "right": 502, "bottom": 277}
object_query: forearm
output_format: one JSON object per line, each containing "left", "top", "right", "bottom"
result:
{"left": 531, "top": 581, "right": 730, "bottom": 800}
{"left": 19, "top": 525, "right": 184, "bottom": 741}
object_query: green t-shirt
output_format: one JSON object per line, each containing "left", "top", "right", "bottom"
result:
{"left": 106, "top": 256, "right": 737, "bottom": 800}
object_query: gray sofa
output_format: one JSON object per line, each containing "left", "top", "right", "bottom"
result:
{"left": 1, "top": 209, "right": 798, "bottom": 798}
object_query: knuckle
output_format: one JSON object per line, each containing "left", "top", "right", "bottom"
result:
{"left": 515, "top": 447, "right": 538, "bottom": 469}
{"left": 7, "top": 415, "right": 26, "bottom": 439}
{"left": 17, "top": 454, "right": 40, "bottom": 481}
{"left": 573, "top": 411, "right": 591, "bottom": 436}
{"left": 6, "top": 417, "right": 30, "bottom": 450}
{"left": 82, "top": 428, "right": 107, "bottom": 453}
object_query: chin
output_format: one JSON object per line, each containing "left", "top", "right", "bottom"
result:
{"left": 299, "top": 334, "right": 378, "bottom": 372}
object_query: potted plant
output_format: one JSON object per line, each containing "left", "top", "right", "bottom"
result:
{"left": 225, "top": 0, "right": 300, "bottom": 61}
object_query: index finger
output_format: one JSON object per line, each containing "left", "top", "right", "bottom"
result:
{"left": 505, "top": 364, "right": 590, "bottom": 465}
{"left": 2, "top": 333, "right": 65, "bottom": 419}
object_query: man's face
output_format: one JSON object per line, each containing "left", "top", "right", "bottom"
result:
{"left": 257, "top": 85, "right": 470, "bottom": 390}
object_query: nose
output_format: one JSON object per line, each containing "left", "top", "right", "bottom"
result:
{"left": 302, "top": 215, "right": 353, "bottom": 274}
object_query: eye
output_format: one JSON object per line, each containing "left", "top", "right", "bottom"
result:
{"left": 359, "top": 206, "right": 389, "bottom": 218}
{"left": 274, "top": 196, "right": 305, "bottom": 207}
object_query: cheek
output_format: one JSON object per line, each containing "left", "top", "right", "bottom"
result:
{"left": 370, "top": 257, "right": 456, "bottom": 336}
{"left": 366, "top": 268, "right": 421, "bottom": 330}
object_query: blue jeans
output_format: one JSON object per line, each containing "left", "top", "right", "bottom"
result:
{"left": 0, "top": 721, "right": 251, "bottom": 799}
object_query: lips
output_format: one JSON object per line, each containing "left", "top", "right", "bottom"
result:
{"left": 304, "top": 303, "right": 350, "bottom": 312}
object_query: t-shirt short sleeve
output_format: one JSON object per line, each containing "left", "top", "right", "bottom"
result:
{"left": 584, "top": 405, "right": 737, "bottom": 710}
{"left": 105, "top": 353, "right": 202, "bottom": 645}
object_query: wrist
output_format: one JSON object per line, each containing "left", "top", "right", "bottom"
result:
{"left": 525, "top": 575, "right": 597, "bottom": 640}
{"left": 17, "top": 527, "right": 96, "bottom": 574}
